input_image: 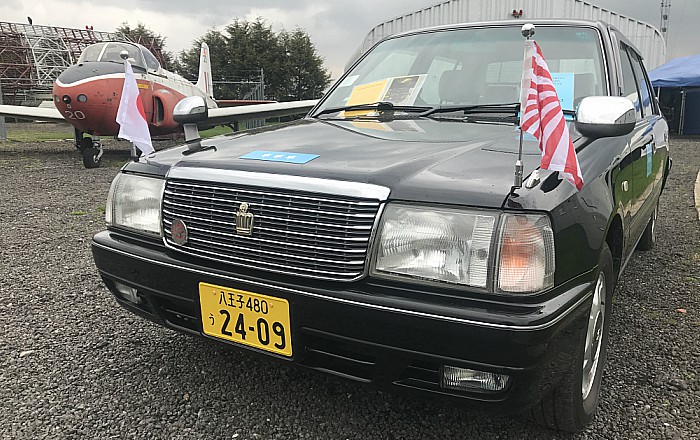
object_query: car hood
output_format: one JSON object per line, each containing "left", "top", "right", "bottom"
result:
{"left": 148, "top": 118, "right": 545, "bottom": 208}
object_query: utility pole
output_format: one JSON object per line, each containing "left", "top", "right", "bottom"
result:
{"left": 660, "top": 0, "right": 671, "bottom": 40}
{"left": 0, "top": 81, "right": 6, "bottom": 141}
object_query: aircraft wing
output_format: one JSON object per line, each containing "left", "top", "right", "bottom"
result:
{"left": 204, "top": 100, "right": 319, "bottom": 127}
{"left": 0, "top": 104, "right": 64, "bottom": 122}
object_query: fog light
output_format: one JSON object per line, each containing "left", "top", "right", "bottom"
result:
{"left": 441, "top": 366, "right": 510, "bottom": 393}
{"left": 114, "top": 281, "right": 141, "bottom": 304}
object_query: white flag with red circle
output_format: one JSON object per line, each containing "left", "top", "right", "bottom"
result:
{"left": 116, "top": 61, "right": 154, "bottom": 156}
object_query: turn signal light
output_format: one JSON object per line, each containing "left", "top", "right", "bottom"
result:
{"left": 496, "top": 214, "right": 554, "bottom": 293}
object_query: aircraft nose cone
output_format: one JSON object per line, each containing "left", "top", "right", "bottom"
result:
{"left": 52, "top": 62, "right": 130, "bottom": 136}
{"left": 56, "top": 62, "right": 125, "bottom": 85}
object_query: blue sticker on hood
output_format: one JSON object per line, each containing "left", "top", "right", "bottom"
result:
{"left": 240, "top": 150, "right": 319, "bottom": 164}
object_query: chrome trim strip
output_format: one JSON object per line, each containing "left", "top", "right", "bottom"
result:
{"left": 166, "top": 182, "right": 382, "bottom": 207}
{"left": 167, "top": 168, "right": 391, "bottom": 200}
{"left": 94, "top": 241, "right": 593, "bottom": 331}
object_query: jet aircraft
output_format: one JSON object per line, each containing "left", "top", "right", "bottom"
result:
{"left": 0, "top": 41, "right": 317, "bottom": 167}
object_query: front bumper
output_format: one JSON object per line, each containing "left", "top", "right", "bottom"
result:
{"left": 92, "top": 230, "right": 595, "bottom": 413}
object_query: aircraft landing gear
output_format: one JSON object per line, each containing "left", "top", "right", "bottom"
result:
{"left": 74, "top": 130, "right": 103, "bottom": 168}
{"left": 81, "top": 137, "right": 103, "bottom": 169}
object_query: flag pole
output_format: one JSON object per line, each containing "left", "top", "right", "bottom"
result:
{"left": 515, "top": 23, "right": 536, "bottom": 189}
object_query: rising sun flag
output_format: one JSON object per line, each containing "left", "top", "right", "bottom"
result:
{"left": 116, "top": 60, "right": 154, "bottom": 156}
{"left": 520, "top": 40, "right": 583, "bottom": 190}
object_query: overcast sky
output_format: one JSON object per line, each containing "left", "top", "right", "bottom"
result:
{"left": 0, "top": 0, "right": 696, "bottom": 77}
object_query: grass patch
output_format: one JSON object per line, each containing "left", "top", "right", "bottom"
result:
{"left": 70, "top": 210, "right": 88, "bottom": 216}
{"left": 201, "top": 126, "right": 235, "bottom": 139}
{"left": 6, "top": 130, "right": 73, "bottom": 142}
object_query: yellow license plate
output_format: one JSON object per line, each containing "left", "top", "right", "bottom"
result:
{"left": 199, "top": 282, "right": 292, "bottom": 357}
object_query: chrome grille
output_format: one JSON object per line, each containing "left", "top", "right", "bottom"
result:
{"left": 162, "top": 179, "right": 382, "bottom": 281}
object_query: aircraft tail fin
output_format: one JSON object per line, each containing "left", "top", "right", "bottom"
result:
{"left": 195, "top": 43, "right": 214, "bottom": 99}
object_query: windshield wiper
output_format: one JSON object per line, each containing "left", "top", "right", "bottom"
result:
{"left": 420, "top": 103, "right": 520, "bottom": 117}
{"left": 313, "top": 101, "right": 432, "bottom": 118}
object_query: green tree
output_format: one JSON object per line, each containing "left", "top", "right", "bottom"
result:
{"left": 176, "top": 18, "right": 330, "bottom": 101}
{"left": 115, "top": 22, "right": 175, "bottom": 69}
{"left": 280, "top": 28, "right": 331, "bottom": 101}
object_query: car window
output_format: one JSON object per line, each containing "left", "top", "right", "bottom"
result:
{"left": 319, "top": 26, "right": 605, "bottom": 111}
{"left": 420, "top": 56, "right": 461, "bottom": 103}
{"left": 362, "top": 51, "right": 418, "bottom": 85}
{"left": 628, "top": 50, "right": 655, "bottom": 117}
{"left": 619, "top": 45, "right": 642, "bottom": 120}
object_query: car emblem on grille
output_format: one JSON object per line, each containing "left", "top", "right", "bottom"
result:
{"left": 171, "top": 219, "right": 189, "bottom": 245}
{"left": 235, "top": 202, "right": 254, "bottom": 236}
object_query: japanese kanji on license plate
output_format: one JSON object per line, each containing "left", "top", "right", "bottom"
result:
{"left": 199, "top": 282, "right": 292, "bottom": 357}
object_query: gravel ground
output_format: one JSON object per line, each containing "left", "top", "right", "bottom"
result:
{"left": 0, "top": 135, "right": 698, "bottom": 440}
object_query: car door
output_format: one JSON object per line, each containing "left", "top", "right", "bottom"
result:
{"left": 617, "top": 42, "right": 654, "bottom": 256}
{"left": 621, "top": 44, "right": 668, "bottom": 249}
{"left": 628, "top": 48, "right": 669, "bottom": 220}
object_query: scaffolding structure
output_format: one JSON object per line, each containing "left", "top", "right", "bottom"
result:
{"left": 0, "top": 21, "right": 166, "bottom": 105}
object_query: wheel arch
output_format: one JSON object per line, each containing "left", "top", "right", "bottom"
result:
{"left": 604, "top": 214, "right": 623, "bottom": 285}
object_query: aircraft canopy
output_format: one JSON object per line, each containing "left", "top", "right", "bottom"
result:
{"left": 77, "top": 42, "right": 161, "bottom": 72}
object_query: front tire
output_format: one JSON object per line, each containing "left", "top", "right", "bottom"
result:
{"left": 528, "top": 244, "right": 614, "bottom": 432}
{"left": 82, "top": 147, "right": 101, "bottom": 168}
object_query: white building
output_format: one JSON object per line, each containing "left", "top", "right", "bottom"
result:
{"left": 350, "top": 0, "right": 665, "bottom": 70}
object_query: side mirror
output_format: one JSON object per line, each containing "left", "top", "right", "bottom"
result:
{"left": 575, "top": 96, "right": 636, "bottom": 139}
{"left": 173, "top": 96, "right": 209, "bottom": 151}
{"left": 173, "top": 96, "right": 208, "bottom": 125}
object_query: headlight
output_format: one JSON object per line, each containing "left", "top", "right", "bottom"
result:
{"left": 495, "top": 213, "right": 555, "bottom": 293}
{"left": 106, "top": 173, "right": 164, "bottom": 237}
{"left": 372, "top": 204, "right": 497, "bottom": 288}
{"left": 372, "top": 204, "right": 555, "bottom": 294}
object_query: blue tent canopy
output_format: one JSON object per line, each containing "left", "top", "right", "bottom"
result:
{"left": 649, "top": 54, "right": 700, "bottom": 88}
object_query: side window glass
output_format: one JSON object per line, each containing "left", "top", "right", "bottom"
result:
{"left": 619, "top": 44, "right": 641, "bottom": 120}
{"left": 629, "top": 51, "right": 655, "bottom": 116}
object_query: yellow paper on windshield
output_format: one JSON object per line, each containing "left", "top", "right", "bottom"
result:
{"left": 344, "top": 79, "right": 388, "bottom": 117}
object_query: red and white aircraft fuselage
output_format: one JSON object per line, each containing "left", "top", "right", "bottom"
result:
{"left": 52, "top": 41, "right": 216, "bottom": 140}
{"left": 0, "top": 40, "right": 317, "bottom": 167}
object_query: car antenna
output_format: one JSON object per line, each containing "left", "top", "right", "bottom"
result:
{"left": 514, "top": 23, "right": 535, "bottom": 189}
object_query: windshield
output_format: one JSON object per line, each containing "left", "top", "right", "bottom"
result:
{"left": 77, "top": 42, "right": 146, "bottom": 69}
{"left": 318, "top": 25, "right": 605, "bottom": 115}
